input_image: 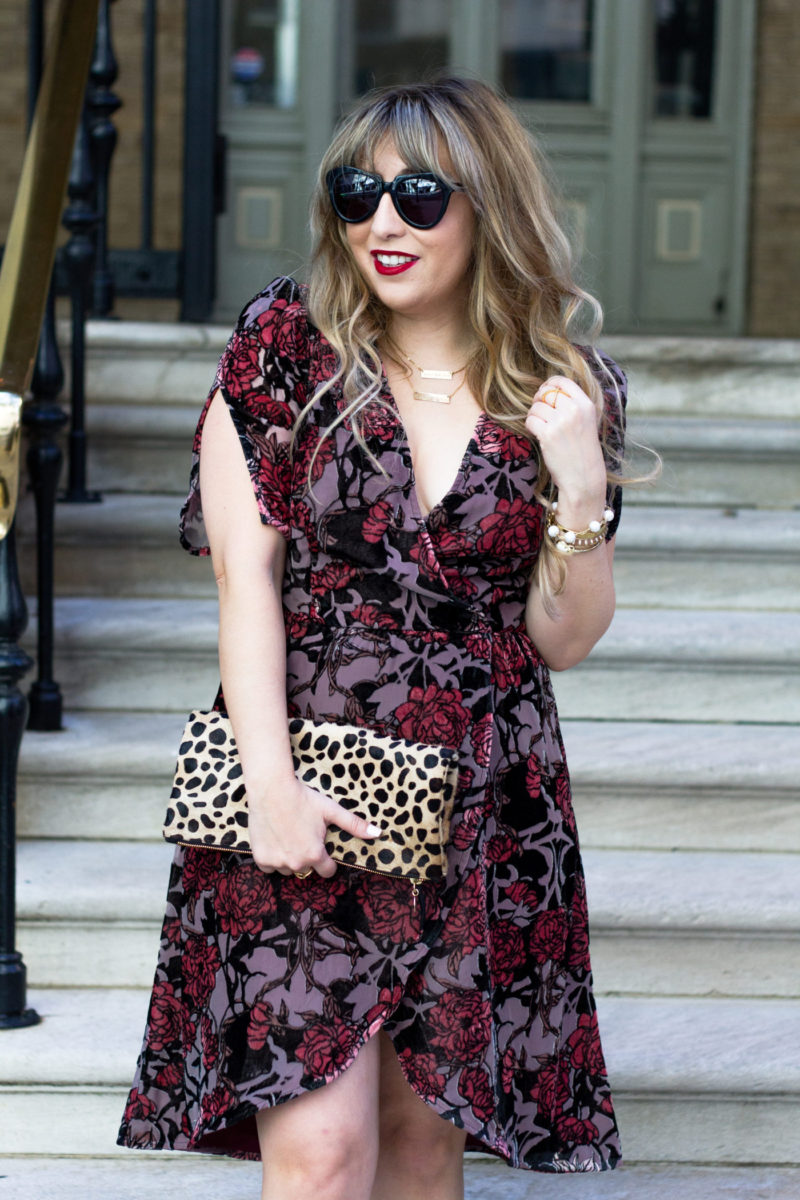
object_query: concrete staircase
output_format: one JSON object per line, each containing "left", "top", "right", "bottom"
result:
{"left": 3, "top": 325, "right": 800, "bottom": 1186}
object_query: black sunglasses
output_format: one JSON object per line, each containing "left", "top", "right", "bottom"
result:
{"left": 326, "top": 166, "right": 460, "bottom": 229}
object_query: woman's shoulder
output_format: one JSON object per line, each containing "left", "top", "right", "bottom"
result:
{"left": 232, "top": 275, "right": 316, "bottom": 360}
{"left": 577, "top": 344, "right": 627, "bottom": 402}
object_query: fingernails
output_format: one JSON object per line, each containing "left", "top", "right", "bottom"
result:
{"left": 366, "top": 823, "right": 382, "bottom": 837}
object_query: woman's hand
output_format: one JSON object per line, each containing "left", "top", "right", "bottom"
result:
{"left": 525, "top": 375, "right": 607, "bottom": 522}
{"left": 247, "top": 777, "right": 381, "bottom": 878}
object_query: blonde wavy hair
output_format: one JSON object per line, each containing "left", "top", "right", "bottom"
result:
{"left": 302, "top": 76, "right": 627, "bottom": 598}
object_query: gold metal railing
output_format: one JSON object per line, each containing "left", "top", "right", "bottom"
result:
{"left": 0, "top": 0, "right": 98, "bottom": 541}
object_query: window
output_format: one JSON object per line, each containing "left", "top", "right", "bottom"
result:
{"left": 228, "top": 0, "right": 300, "bottom": 109}
{"left": 652, "top": 0, "right": 716, "bottom": 118}
{"left": 352, "top": 0, "right": 451, "bottom": 95}
{"left": 500, "top": 0, "right": 594, "bottom": 103}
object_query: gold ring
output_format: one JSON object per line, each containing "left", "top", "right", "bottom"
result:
{"left": 294, "top": 868, "right": 313, "bottom": 879}
{"left": 541, "top": 388, "right": 562, "bottom": 408}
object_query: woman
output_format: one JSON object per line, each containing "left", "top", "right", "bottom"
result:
{"left": 119, "top": 77, "right": 626, "bottom": 1198}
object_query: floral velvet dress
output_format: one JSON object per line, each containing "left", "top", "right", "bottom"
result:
{"left": 118, "top": 276, "right": 626, "bottom": 1172}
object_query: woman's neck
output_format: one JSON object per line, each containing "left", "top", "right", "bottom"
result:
{"left": 386, "top": 312, "right": 476, "bottom": 369}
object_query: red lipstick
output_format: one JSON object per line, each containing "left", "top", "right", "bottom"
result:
{"left": 371, "top": 250, "right": 418, "bottom": 276}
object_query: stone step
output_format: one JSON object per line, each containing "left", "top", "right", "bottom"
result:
{"left": 1, "top": 986, "right": 798, "bottom": 1165}
{"left": 74, "top": 321, "right": 800, "bottom": 420}
{"left": 15, "top": 840, "right": 800, "bottom": 997}
{"left": 15, "top": 493, "right": 800, "bottom": 607}
{"left": 80, "top": 399, "right": 800, "bottom": 508}
{"left": 4, "top": 1160, "right": 799, "bottom": 1200}
{"left": 17, "top": 713, "right": 800, "bottom": 850}
{"left": 553, "top": 608, "right": 800, "bottom": 723}
{"left": 600, "top": 334, "right": 800, "bottom": 420}
{"left": 20, "top": 598, "right": 800, "bottom": 721}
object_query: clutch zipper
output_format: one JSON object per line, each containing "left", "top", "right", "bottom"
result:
{"left": 342, "top": 858, "right": 421, "bottom": 907}
{"left": 175, "top": 841, "right": 422, "bottom": 905}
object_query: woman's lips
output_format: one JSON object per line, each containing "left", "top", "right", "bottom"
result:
{"left": 371, "top": 251, "right": 418, "bottom": 276}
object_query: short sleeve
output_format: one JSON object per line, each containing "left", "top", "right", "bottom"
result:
{"left": 179, "top": 276, "right": 311, "bottom": 554}
{"left": 583, "top": 347, "right": 627, "bottom": 542}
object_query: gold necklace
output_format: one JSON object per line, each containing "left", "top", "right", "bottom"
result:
{"left": 397, "top": 348, "right": 473, "bottom": 404}
{"left": 402, "top": 350, "right": 470, "bottom": 380}
{"left": 413, "top": 374, "right": 468, "bottom": 405}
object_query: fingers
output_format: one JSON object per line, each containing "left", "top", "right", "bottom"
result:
{"left": 325, "top": 804, "right": 382, "bottom": 841}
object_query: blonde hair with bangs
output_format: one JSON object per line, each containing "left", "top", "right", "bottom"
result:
{"left": 303, "top": 77, "right": 626, "bottom": 599}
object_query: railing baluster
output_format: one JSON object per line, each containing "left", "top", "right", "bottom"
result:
{"left": 141, "top": 0, "right": 157, "bottom": 252}
{"left": 87, "top": 0, "right": 121, "bottom": 317}
{"left": 0, "top": 526, "right": 38, "bottom": 1029}
{"left": 24, "top": 291, "right": 67, "bottom": 732}
{"left": 61, "top": 103, "right": 101, "bottom": 505}
{"left": 25, "top": 0, "right": 67, "bottom": 732}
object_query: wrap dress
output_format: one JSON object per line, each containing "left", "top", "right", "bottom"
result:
{"left": 118, "top": 275, "right": 626, "bottom": 1172}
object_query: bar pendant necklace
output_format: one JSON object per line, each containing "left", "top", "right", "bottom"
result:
{"left": 403, "top": 350, "right": 470, "bottom": 405}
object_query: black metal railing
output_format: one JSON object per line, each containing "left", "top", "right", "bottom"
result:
{"left": 1, "top": 0, "right": 99, "bottom": 1030}
{"left": 1, "top": 0, "right": 223, "bottom": 1030}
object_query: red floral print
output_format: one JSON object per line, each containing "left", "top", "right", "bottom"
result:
{"left": 566, "top": 1012, "right": 606, "bottom": 1077}
{"left": 397, "top": 1047, "right": 446, "bottom": 1101}
{"left": 282, "top": 870, "right": 347, "bottom": 915}
{"left": 214, "top": 862, "right": 275, "bottom": 938}
{"left": 442, "top": 868, "right": 486, "bottom": 960}
{"left": 477, "top": 497, "right": 539, "bottom": 558}
{"left": 221, "top": 332, "right": 264, "bottom": 400}
{"left": 181, "top": 935, "right": 221, "bottom": 1009}
{"left": 355, "top": 875, "right": 420, "bottom": 943}
{"left": 530, "top": 909, "right": 569, "bottom": 966}
{"left": 362, "top": 498, "right": 394, "bottom": 543}
{"left": 200, "top": 1083, "right": 237, "bottom": 1122}
{"left": 557, "top": 1114, "right": 599, "bottom": 1146}
{"left": 296, "top": 1015, "right": 360, "bottom": 1078}
{"left": 484, "top": 831, "right": 520, "bottom": 863}
{"left": 504, "top": 879, "right": 540, "bottom": 911}
{"left": 147, "top": 982, "right": 194, "bottom": 1053}
{"left": 395, "top": 683, "right": 471, "bottom": 749}
{"left": 246, "top": 998, "right": 274, "bottom": 1052}
{"left": 488, "top": 919, "right": 526, "bottom": 987}
{"left": 182, "top": 850, "right": 222, "bottom": 895}
{"left": 428, "top": 989, "right": 492, "bottom": 1061}
{"left": 530, "top": 1058, "right": 570, "bottom": 1117}
{"left": 458, "top": 1064, "right": 495, "bottom": 1123}
{"left": 124, "top": 1088, "right": 155, "bottom": 1123}
{"left": 155, "top": 1062, "right": 182, "bottom": 1092}
{"left": 471, "top": 712, "right": 493, "bottom": 767}
{"left": 492, "top": 631, "right": 529, "bottom": 691}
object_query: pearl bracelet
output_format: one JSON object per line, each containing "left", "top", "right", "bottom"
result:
{"left": 546, "top": 499, "right": 615, "bottom": 555}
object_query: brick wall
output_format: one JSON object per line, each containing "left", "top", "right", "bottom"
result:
{"left": 748, "top": 0, "right": 800, "bottom": 336}
{"left": 0, "top": 1, "right": 184, "bottom": 263}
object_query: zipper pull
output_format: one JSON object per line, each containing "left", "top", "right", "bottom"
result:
{"left": 411, "top": 880, "right": 419, "bottom": 908}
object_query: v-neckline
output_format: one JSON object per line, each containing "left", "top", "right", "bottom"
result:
{"left": 379, "top": 363, "right": 486, "bottom": 523}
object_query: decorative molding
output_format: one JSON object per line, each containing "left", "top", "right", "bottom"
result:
{"left": 235, "top": 185, "right": 283, "bottom": 250}
{"left": 656, "top": 199, "right": 703, "bottom": 262}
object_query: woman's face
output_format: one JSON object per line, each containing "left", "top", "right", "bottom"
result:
{"left": 343, "top": 140, "right": 476, "bottom": 328}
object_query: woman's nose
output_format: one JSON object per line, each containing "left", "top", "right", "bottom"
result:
{"left": 369, "top": 191, "right": 406, "bottom": 239}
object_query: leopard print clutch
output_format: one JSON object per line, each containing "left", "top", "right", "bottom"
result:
{"left": 162, "top": 710, "right": 460, "bottom": 884}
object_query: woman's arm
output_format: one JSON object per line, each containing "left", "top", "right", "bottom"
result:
{"left": 200, "top": 391, "right": 379, "bottom": 875}
{"left": 524, "top": 375, "right": 617, "bottom": 671}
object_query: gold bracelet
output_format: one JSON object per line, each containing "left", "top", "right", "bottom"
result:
{"left": 546, "top": 500, "right": 615, "bottom": 555}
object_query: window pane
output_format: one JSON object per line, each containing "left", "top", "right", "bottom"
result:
{"left": 354, "top": 0, "right": 451, "bottom": 95}
{"left": 500, "top": 0, "right": 594, "bottom": 103}
{"left": 229, "top": 0, "right": 300, "bottom": 108}
{"left": 653, "top": 0, "right": 716, "bottom": 118}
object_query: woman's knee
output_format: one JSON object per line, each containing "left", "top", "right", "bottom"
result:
{"left": 261, "top": 1119, "right": 366, "bottom": 1192}
{"left": 257, "top": 1037, "right": 381, "bottom": 1197}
